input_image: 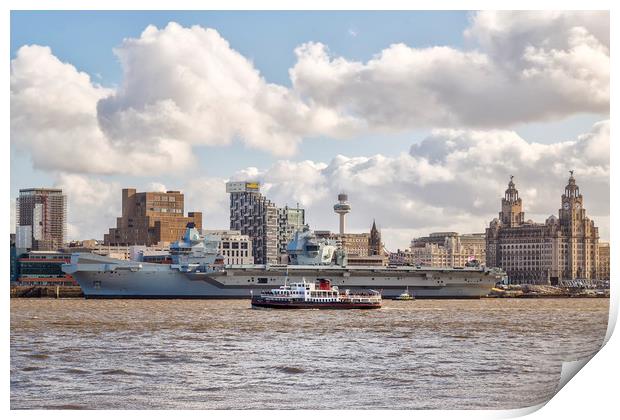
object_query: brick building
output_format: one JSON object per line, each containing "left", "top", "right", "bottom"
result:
{"left": 104, "top": 189, "right": 202, "bottom": 246}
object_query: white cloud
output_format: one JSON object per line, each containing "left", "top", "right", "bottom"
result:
{"left": 10, "top": 13, "right": 609, "bottom": 249}
{"left": 47, "top": 120, "right": 609, "bottom": 248}
{"left": 10, "top": 45, "right": 196, "bottom": 175}
{"left": 53, "top": 174, "right": 121, "bottom": 240}
{"left": 233, "top": 160, "right": 330, "bottom": 208}
{"left": 11, "top": 12, "right": 609, "bottom": 176}
{"left": 11, "top": 45, "right": 116, "bottom": 174}
{"left": 464, "top": 11, "right": 609, "bottom": 63}
{"left": 97, "top": 23, "right": 345, "bottom": 158}
{"left": 183, "top": 176, "right": 230, "bottom": 229}
{"left": 147, "top": 182, "right": 168, "bottom": 192}
{"left": 227, "top": 120, "right": 610, "bottom": 248}
{"left": 291, "top": 11, "right": 608, "bottom": 129}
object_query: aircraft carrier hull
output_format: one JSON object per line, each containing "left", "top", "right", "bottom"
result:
{"left": 64, "top": 254, "right": 501, "bottom": 299}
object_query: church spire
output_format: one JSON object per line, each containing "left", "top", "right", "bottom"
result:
{"left": 369, "top": 219, "right": 381, "bottom": 256}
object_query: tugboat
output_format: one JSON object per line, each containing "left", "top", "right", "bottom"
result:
{"left": 251, "top": 278, "right": 382, "bottom": 310}
{"left": 393, "top": 287, "right": 414, "bottom": 301}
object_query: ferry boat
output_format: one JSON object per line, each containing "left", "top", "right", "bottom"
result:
{"left": 251, "top": 278, "right": 382, "bottom": 309}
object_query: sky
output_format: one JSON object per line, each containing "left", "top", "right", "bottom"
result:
{"left": 9, "top": 11, "right": 610, "bottom": 249}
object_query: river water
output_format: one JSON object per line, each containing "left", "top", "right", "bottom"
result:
{"left": 10, "top": 298, "right": 609, "bottom": 410}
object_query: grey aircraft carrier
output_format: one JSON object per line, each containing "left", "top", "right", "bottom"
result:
{"left": 62, "top": 225, "right": 504, "bottom": 299}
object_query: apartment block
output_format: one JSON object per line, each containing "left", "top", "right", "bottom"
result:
{"left": 16, "top": 188, "right": 67, "bottom": 251}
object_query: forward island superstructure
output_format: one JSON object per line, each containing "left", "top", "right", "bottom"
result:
{"left": 63, "top": 225, "right": 505, "bottom": 299}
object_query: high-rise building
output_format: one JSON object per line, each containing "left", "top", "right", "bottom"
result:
{"left": 277, "top": 206, "right": 305, "bottom": 257}
{"left": 486, "top": 173, "right": 599, "bottom": 284}
{"left": 227, "top": 181, "right": 282, "bottom": 265}
{"left": 16, "top": 188, "right": 67, "bottom": 251}
{"left": 104, "top": 188, "right": 202, "bottom": 246}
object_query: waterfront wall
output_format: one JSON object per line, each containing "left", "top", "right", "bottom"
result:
{"left": 10, "top": 285, "right": 83, "bottom": 298}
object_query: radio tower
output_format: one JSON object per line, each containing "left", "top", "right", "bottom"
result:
{"left": 333, "top": 193, "right": 351, "bottom": 235}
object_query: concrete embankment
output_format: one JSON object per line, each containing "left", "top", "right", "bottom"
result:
{"left": 10, "top": 286, "right": 84, "bottom": 298}
{"left": 486, "top": 284, "right": 610, "bottom": 298}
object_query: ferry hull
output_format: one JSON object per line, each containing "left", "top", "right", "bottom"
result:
{"left": 250, "top": 299, "right": 381, "bottom": 310}
{"left": 64, "top": 254, "right": 501, "bottom": 299}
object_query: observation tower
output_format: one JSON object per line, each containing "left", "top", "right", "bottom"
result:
{"left": 333, "top": 193, "right": 351, "bottom": 235}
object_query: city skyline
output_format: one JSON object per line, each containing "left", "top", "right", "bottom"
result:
{"left": 11, "top": 170, "right": 607, "bottom": 250}
{"left": 10, "top": 11, "right": 610, "bottom": 250}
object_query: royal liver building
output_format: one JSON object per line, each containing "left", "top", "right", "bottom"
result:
{"left": 486, "top": 172, "right": 599, "bottom": 285}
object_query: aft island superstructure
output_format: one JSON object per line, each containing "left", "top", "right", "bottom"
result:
{"left": 63, "top": 225, "right": 505, "bottom": 299}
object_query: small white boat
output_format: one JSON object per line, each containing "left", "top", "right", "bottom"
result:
{"left": 393, "top": 287, "right": 415, "bottom": 301}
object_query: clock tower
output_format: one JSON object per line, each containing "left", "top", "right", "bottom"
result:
{"left": 559, "top": 170, "right": 585, "bottom": 226}
{"left": 499, "top": 176, "right": 524, "bottom": 227}
{"left": 558, "top": 171, "right": 598, "bottom": 280}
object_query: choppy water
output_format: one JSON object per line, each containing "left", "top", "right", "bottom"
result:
{"left": 11, "top": 298, "right": 609, "bottom": 410}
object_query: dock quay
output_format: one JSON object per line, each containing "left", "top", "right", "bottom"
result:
{"left": 9, "top": 284, "right": 608, "bottom": 299}
{"left": 486, "top": 284, "right": 609, "bottom": 299}
{"left": 10, "top": 285, "right": 84, "bottom": 298}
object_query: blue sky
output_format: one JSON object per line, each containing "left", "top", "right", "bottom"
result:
{"left": 10, "top": 11, "right": 609, "bottom": 245}
{"left": 10, "top": 11, "right": 463, "bottom": 191}
{"left": 11, "top": 10, "right": 601, "bottom": 183}
{"left": 11, "top": 11, "right": 469, "bottom": 87}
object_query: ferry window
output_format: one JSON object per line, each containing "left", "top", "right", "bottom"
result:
{"left": 257, "top": 278, "right": 268, "bottom": 284}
